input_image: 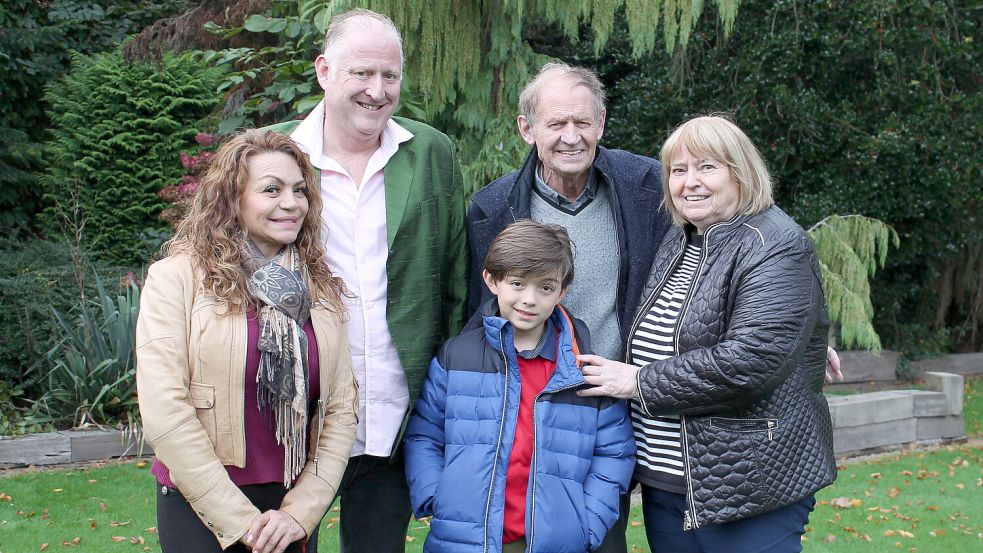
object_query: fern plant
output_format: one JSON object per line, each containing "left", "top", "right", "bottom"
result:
{"left": 808, "top": 215, "right": 899, "bottom": 352}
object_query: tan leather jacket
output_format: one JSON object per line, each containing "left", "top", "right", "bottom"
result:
{"left": 136, "top": 254, "right": 358, "bottom": 548}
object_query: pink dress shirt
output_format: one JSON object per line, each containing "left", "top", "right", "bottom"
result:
{"left": 290, "top": 101, "right": 413, "bottom": 457}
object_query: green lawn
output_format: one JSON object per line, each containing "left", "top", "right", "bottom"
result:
{"left": 2, "top": 376, "right": 980, "bottom": 552}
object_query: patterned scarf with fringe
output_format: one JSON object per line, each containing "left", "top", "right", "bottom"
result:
{"left": 241, "top": 239, "right": 312, "bottom": 487}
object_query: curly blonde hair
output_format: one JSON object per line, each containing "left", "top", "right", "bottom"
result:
{"left": 163, "top": 128, "right": 345, "bottom": 314}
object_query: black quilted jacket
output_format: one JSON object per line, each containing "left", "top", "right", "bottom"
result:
{"left": 630, "top": 205, "right": 836, "bottom": 529}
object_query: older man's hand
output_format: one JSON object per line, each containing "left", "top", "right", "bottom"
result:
{"left": 576, "top": 354, "right": 641, "bottom": 399}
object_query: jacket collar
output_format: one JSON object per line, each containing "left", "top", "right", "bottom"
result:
{"left": 473, "top": 145, "right": 615, "bottom": 218}
{"left": 479, "top": 298, "right": 585, "bottom": 390}
{"left": 668, "top": 209, "right": 767, "bottom": 250}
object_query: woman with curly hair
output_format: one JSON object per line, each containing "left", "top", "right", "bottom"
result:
{"left": 137, "top": 129, "right": 357, "bottom": 553}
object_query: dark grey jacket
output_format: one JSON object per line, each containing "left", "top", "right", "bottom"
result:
{"left": 631, "top": 205, "right": 836, "bottom": 529}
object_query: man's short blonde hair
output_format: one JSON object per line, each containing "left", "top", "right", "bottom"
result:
{"left": 660, "top": 115, "right": 775, "bottom": 226}
{"left": 321, "top": 8, "right": 403, "bottom": 67}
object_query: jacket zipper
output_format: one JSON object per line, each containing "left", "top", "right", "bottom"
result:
{"left": 526, "top": 381, "right": 581, "bottom": 551}
{"left": 312, "top": 309, "right": 330, "bottom": 476}
{"left": 238, "top": 317, "right": 249, "bottom": 463}
{"left": 483, "top": 338, "right": 510, "bottom": 553}
{"left": 312, "top": 399, "right": 324, "bottom": 476}
{"left": 673, "top": 228, "right": 714, "bottom": 531}
{"left": 680, "top": 415, "right": 698, "bottom": 531}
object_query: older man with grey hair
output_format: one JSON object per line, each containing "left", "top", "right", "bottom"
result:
{"left": 269, "top": 8, "right": 468, "bottom": 553}
{"left": 469, "top": 63, "right": 668, "bottom": 366}
{"left": 466, "top": 62, "right": 669, "bottom": 553}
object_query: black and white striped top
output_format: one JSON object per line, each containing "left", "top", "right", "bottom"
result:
{"left": 629, "top": 235, "right": 703, "bottom": 493}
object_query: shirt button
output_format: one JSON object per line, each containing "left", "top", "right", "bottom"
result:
{"left": 160, "top": 486, "right": 168, "bottom": 495}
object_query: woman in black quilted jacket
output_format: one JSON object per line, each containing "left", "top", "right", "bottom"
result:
{"left": 577, "top": 115, "right": 836, "bottom": 552}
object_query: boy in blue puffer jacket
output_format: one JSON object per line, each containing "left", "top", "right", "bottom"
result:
{"left": 405, "top": 220, "right": 635, "bottom": 553}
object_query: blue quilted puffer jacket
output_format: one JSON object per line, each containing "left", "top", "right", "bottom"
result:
{"left": 404, "top": 302, "right": 635, "bottom": 552}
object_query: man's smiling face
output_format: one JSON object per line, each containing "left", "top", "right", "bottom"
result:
{"left": 316, "top": 18, "right": 402, "bottom": 143}
{"left": 517, "top": 75, "right": 605, "bottom": 191}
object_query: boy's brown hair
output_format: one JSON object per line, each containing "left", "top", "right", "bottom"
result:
{"left": 483, "top": 220, "right": 575, "bottom": 288}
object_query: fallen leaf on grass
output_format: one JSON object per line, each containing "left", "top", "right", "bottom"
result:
{"left": 40, "top": 544, "right": 49, "bottom": 551}
{"left": 110, "top": 520, "right": 131, "bottom": 527}
{"left": 821, "top": 534, "right": 836, "bottom": 543}
{"left": 888, "top": 487, "right": 902, "bottom": 498}
{"left": 98, "top": 502, "right": 107, "bottom": 511}
{"left": 144, "top": 527, "right": 157, "bottom": 534}
{"left": 135, "top": 461, "right": 147, "bottom": 468}
{"left": 0, "top": 492, "right": 11, "bottom": 501}
{"left": 405, "top": 536, "right": 415, "bottom": 542}
{"left": 926, "top": 506, "right": 940, "bottom": 511}
{"left": 88, "top": 479, "right": 97, "bottom": 484}
{"left": 61, "top": 537, "right": 81, "bottom": 546}
{"left": 130, "top": 536, "right": 145, "bottom": 545}
{"left": 870, "top": 473, "right": 882, "bottom": 479}
{"left": 89, "top": 519, "right": 97, "bottom": 530}
{"left": 111, "top": 537, "right": 126, "bottom": 542}
{"left": 51, "top": 488, "right": 64, "bottom": 493}
{"left": 929, "top": 529, "right": 946, "bottom": 537}
{"left": 830, "top": 497, "right": 862, "bottom": 509}
{"left": 630, "top": 521, "right": 642, "bottom": 527}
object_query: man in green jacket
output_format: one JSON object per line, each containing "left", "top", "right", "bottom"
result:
{"left": 267, "top": 8, "right": 468, "bottom": 553}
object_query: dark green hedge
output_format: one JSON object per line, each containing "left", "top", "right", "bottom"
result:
{"left": 551, "top": 0, "right": 981, "bottom": 352}
{"left": 40, "top": 48, "right": 222, "bottom": 265}
{"left": 0, "top": 1, "right": 191, "bottom": 234}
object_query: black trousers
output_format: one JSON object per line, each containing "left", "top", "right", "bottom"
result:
{"left": 335, "top": 453, "right": 412, "bottom": 553}
{"left": 156, "top": 482, "right": 319, "bottom": 553}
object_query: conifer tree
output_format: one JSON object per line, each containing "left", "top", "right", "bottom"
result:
{"left": 808, "top": 215, "right": 899, "bottom": 352}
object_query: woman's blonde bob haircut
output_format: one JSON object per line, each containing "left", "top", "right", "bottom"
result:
{"left": 163, "top": 128, "right": 345, "bottom": 314}
{"left": 660, "top": 115, "right": 774, "bottom": 226}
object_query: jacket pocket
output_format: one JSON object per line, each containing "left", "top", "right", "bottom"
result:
{"left": 189, "top": 382, "right": 217, "bottom": 448}
{"left": 709, "top": 417, "right": 778, "bottom": 440}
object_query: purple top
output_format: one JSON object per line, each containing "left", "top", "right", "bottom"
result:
{"left": 152, "top": 310, "right": 320, "bottom": 487}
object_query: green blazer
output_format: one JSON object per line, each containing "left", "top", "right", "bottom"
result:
{"left": 267, "top": 116, "right": 469, "bottom": 412}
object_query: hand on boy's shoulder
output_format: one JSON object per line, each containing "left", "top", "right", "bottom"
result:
{"left": 576, "top": 354, "right": 641, "bottom": 400}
